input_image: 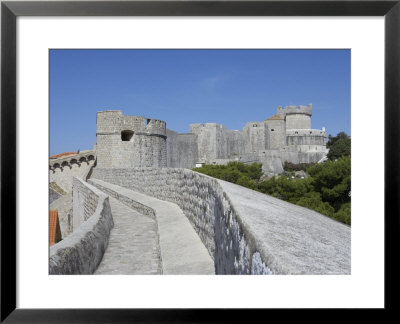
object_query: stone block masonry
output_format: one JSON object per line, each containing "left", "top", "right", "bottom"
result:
{"left": 49, "top": 178, "right": 114, "bottom": 274}
{"left": 91, "top": 167, "right": 350, "bottom": 274}
{"left": 96, "top": 111, "right": 167, "bottom": 168}
{"left": 88, "top": 179, "right": 215, "bottom": 274}
{"left": 92, "top": 167, "right": 260, "bottom": 274}
{"left": 73, "top": 177, "right": 100, "bottom": 231}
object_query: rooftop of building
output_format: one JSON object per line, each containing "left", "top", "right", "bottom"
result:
{"left": 50, "top": 152, "right": 77, "bottom": 159}
{"left": 266, "top": 114, "right": 284, "bottom": 121}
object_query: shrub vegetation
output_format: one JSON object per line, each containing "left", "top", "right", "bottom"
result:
{"left": 193, "top": 157, "right": 351, "bottom": 225}
{"left": 327, "top": 131, "right": 351, "bottom": 161}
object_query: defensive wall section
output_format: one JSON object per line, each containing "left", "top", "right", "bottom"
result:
{"left": 186, "top": 104, "right": 326, "bottom": 173}
{"left": 284, "top": 104, "right": 313, "bottom": 130}
{"left": 49, "top": 187, "right": 62, "bottom": 204}
{"left": 50, "top": 151, "right": 97, "bottom": 239}
{"left": 166, "top": 129, "right": 198, "bottom": 168}
{"left": 49, "top": 151, "right": 96, "bottom": 193}
{"left": 49, "top": 177, "right": 114, "bottom": 274}
{"left": 91, "top": 105, "right": 327, "bottom": 175}
{"left": 96, "top": 111, "right": 167, "bottom": 168}
{"left": 91, "top": 168, "right": 351, "bottom": 274}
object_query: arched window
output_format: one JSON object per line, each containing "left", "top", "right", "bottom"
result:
{"left": 121, "top": 130, "right": 134, "bottom": 141}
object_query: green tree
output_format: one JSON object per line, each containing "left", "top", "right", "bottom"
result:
{"left": 295, "top": 192, "right": 335, "bottom": 218}
{"left": 193, "top": 157, "right": 351, "bottom": 226}
{"left": 333, "top": 202, "right": 351, "bottom": 225}
{"left": 327, "top": 132, "right": 351, "bottom": 160}
{"left": 307, "top": 156, "right": 351, "bottom": 211}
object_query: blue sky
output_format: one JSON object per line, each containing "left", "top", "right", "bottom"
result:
{"left": 50, "top": 49, "right": 350, "bottom": 156}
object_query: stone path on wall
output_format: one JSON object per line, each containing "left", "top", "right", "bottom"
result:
{"left": 94, "top": 197, "right": 162, "bottom": 275}
{"left": 90, "top": 178, "right": 215, "bottom": 275}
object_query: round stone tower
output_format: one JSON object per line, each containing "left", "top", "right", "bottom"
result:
{"left": 284, "top": 104, "right": 312, "bottom": 130}
{"left": 96, "top": 110, "right": 167, "bottom": 168}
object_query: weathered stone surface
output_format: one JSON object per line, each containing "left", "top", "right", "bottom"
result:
{"left": 94, "top": 197, "right": 162, "bottom": 275}
{"left": 166, "top": 129, "right": 198, "bottom": 169}
{"left": 96, "top": 111, "right": 167, "bottom": 169}
{"left": 187, "top": 104, "right": 326, "bottom": 174}
{"left": 89, "top": 179, "right": 215, "bottom": 275}
{"left": 49, "top": 152, "right": 95, "bottom": 193}
{"left": 216, "top": 179, "right": 351, "bottom": 274}
{"left": 91, "top": 105, "right": 326, "bottom": 177}
{"left": 91, "top": 167, "right": 350, "bottom": 275}
{"left": 49, "top": 179, "right": 114, "bottom": 274}
{"left": 49, "top": 187, "right": 62, "bottom": 204}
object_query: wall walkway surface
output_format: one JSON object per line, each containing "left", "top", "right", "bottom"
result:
{"left": 216, "top": 179, "right": 350, "bottom": 274}
{"left": 89, "top": 179, "right": 215, "bottom": 274}
{"left": 49, "top": 178, "right": 114, "bottom": 274}
{"left": 91, "top": 167, "right": 350, "bottom": 274}
{"left": 94, "top": 197, "right": 162, "bottom": 275}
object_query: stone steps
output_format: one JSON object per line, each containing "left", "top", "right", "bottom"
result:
{"left": 89, "top": 178, "right": 215, "bottom": 275}
{"left": 94, "top": 197, "right": 162, "bottom": 275}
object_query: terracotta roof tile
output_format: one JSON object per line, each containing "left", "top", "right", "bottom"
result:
{"left": 50, "top": 152, "right": 77, "bottom": 159}
{"left": 266, "top": 114, "right": 283, "bottom": 121}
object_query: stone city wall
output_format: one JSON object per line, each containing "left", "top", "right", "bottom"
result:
{"left": 96, "top": 111, "right": 167, "bottom": 168}
{"left": 91, "top": 167, "right": 273, "bottom": 274}
{"left": 259, "top": 150, "right": 284, "bottom": 175}
{"left": 242, "top": 122, "right": 268, "bottom": 154}
{"left": 166, "top": 129, "right": 198, "bottom": 169}
{"left": 91, "top": 167, "right": 350, "bottom": 274}
{"left": 190, "top": 123, "right": 220, "bottom": 161}
{"left": 49, "top": 178, "right": 114, "bottom": 274}
{"left": 265, "top": 118, "right": 286, "bottom": 149}
{"left": 49, "top": 187, "right": 62, "bottom": 204}
{"left": 50, "top": 161, "right": 94, "bottom": 193}
{"left": 226, "top": 130, "right": 246, "bottom": 157}
{"left": 286, "top": 129, "right": 326, "bottom": 146}
{"left": 72, "top": 177, "right": 100, "bottom": 231}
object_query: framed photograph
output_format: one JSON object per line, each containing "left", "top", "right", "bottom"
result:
{"left": 2, "top": 0, "right": 399, "bottom": 321}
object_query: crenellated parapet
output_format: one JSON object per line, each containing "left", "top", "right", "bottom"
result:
{"left": 282, "top": 104, "right": 313, "bottom": 116}
{"left": 96, "top": 111, "right": 167, "bottom": 168}
{"left": 97, "top": 111, "right": 166, "bottom": 137}
{"left": 282, "top": 104, "right": 313, "bottom": 130}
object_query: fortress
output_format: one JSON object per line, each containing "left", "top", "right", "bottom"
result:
{"left": 95, "top": 104, "right": 327, "bottom": 175}
{"left": 49, "top": 105, "right": 350, "bottom": 276}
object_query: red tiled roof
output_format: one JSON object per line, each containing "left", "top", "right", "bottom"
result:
{"left": 49, "top": 210, "right": 60, "bottom": 246}
{"left": 266, "top": 114, "right": 284, "bottom": 121}
{"left": 50, "top": 152, "right": 77, "bottom": 159}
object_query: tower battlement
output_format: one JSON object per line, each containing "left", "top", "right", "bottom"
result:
{"left": 94, "top": 104, "right": 325, "bottom": 172}
{"left": 282, "top": 104, "right": 312, "bottom": 116}
{"left": 282, "top": 104, "right": 313, "bottom": 130}
{"left": 96, "top": 111, "right": 167, "bottom": 168}
{"left": 97, "top": 111, "right": 166, "bottom": 136}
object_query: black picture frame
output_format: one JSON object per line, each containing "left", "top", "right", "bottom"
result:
{"left": 1, "top": 0, "right": 399, "bottom": 322}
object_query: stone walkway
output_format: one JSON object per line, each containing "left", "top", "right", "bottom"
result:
{"left": 94, "top": 197, "right": 162, "bottom": 275}
{"left": 90, "top": 179, "right": 215, "bottom": 275}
